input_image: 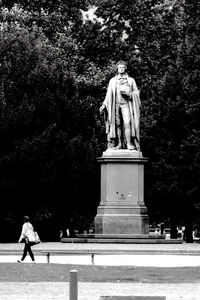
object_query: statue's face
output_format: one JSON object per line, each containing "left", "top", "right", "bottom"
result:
{"left": 117, "top": 64, "right": 126, "bottom": 74}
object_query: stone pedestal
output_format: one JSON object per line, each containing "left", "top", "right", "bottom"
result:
{"left": 95, "top": 149, "right": 149, "bottom": 236}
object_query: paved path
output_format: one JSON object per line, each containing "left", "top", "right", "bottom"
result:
{"left": 1, "top": 242, "right": 200, "bottom": 266}
{"left": 1, "top": 241, "right": 200, "bottom": 254}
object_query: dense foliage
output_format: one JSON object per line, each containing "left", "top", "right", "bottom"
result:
{"left": 0, "top": 0, "right": 199, "bottom": 241}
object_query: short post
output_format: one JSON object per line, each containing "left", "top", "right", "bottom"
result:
{"left": 47, "top": 252, "right": 50, "bottom": 263}
{"left": 91, "top": 253, "right": 94, "bottom": 265}
{"left": 69, "top": 270, "right": 78, "bottom": 300}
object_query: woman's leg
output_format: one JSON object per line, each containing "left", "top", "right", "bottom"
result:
{"left": 27, "top": 242, "right": 35, "bottom": 261}
{"left": 21, "top": 242, "right": 28, "bottom": 261}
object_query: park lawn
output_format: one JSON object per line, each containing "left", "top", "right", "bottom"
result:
{"left": 0, "top": 263, "right": 200, "bottom": 283}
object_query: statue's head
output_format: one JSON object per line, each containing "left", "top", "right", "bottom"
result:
{"left": 116, "top": 60, "right": 127, "bottom": 74}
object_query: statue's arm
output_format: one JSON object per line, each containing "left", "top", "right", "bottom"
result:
{"left": 132, "top": 78, "right": 139, "bottom": 93}
{"left": 131, "top": 78, "right": 141, "bottom": 108}
{"left": 99, "top": 79, "right": 113, "bottom": 114}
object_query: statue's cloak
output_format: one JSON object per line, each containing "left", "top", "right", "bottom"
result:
{"left": 103, "top": 75, "right": 141, "bottom": 143}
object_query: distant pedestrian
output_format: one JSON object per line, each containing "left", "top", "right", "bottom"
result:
{"left": 181, "top": 225, "right": 186, "bottom": 240}
{"left": 17, "top": 216, "right": 36, "bottom": 263}
{"left": 160, "top": 222, "right": 165, "bottom": 235}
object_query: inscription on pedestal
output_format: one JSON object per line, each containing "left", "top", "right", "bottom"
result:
{"left": 117, "top": 193, "right": 126, "bottom": 201}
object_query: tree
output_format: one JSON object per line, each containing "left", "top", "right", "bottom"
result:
{"left": 0, "top": 0, "right": 200, "bottom": 241}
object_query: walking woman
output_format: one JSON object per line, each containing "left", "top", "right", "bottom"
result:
{"left": 18, "top": 215, "right": 36, "bottom": 263}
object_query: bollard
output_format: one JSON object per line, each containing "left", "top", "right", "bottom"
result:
{"left": 91, "top": 253, "right": 94, "bottom": 265}
{"left": 47, "top": 252, "right": 50, "bottom": 263}
{"left": 70, "top": 270, "right": 78, "bottom": 300}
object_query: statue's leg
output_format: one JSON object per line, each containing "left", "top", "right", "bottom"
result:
{"left": 125, "top": 126, "right": 135, "bottom": 150}
{"left": 114, "top": 104, "right": 122, "bottom": 149}
{"left": 121, "top": 104, "right": 135, "bottom": 150}
{"left": 114, "top": 127, "right": 122, "bottom": 149}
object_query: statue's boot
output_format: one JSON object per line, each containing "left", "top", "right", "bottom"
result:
{"left": 127, "top": 143, "right": 136, "bottom": 150}
{"left": 114, "top": 144, "right": 122, "bottom": 150}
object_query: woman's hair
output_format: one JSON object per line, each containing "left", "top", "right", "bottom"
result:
{"left": 23, "top": 215, "right": 30, "bottom": 222}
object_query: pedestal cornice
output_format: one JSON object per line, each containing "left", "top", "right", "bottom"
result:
{"left": 97, "top": 149, "right": 148, "bottom": 163}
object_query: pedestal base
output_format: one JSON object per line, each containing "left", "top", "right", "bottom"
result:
{"left": 95, "top": 150, "right": 149, "bottom": 236}
{"left": 95, "top": 205, "right": 149, "bottom": 235}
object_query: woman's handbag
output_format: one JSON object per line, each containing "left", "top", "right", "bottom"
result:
{"left": 26, "top": 229, "right": 41, "bottom": 244}
{"left": 34, "top": 231, "right": 41, "bottom": 244}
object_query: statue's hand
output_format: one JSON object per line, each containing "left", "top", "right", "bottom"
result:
{"left": 99, "top": 104, "right": 106, "bottom": 114}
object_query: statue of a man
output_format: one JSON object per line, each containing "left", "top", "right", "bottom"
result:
{"left": 100, "top": 61, "right": 141, "bottom": 151}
